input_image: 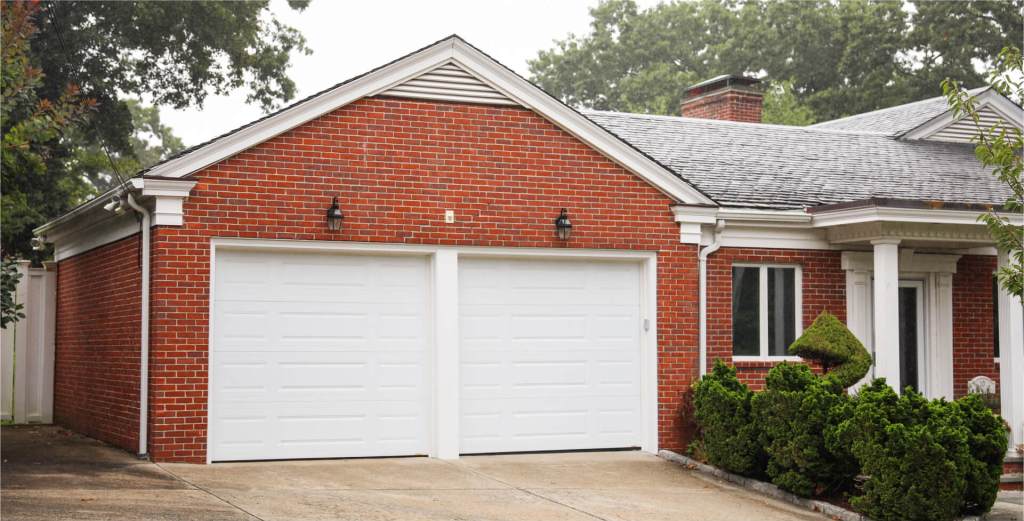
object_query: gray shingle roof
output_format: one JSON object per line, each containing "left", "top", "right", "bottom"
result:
{"left": 584, "top": 110, "right": 1011, "bottom": 209}
{"left": 808, "top": 88, "right": 987, "bottom": 135}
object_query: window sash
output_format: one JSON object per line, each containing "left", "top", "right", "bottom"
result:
{"left": 732, "top": 264, "right": 802, "bottom": 359}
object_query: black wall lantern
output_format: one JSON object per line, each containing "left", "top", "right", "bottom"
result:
{"left": 325, "top": 196, "right": 344, "bottom": 231}
{"left": 554, "top": 208, "right": 572, "bottom": 240}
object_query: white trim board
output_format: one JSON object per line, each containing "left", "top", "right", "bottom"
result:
{"left": 205, "top": 238, "right": 659, "bottom": 463}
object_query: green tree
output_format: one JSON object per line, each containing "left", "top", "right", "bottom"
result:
{"left": 2, "top": 0, "right": 96, "bottom": 258}
{"left": 71, "top": 100, "right": 185, "bottom": 194}
{"left": 944, "top": 47, "right": 1024, "bottom": 298}
{"left": 762, "top": 81, "right": 816, "bottom": 126}
{"left": 1, "top": 0, "right": 311, "bottom": 258}
{"left": 530, "top": 0, "right": 1021, "bottom": 122}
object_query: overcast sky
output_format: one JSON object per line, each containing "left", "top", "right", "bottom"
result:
{"left": 159, "top": 0, "right": 659, "bottom": 146}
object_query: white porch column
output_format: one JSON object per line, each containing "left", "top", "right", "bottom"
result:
{"left": 997, "top": 250, "right": 1024, "bottom": 451}
{"left": 872, "top": 239, "right": 901, "bottom": 392}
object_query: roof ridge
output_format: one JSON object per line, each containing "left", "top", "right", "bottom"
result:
{"left": 810, "top": 86, "right": 990, "bottom": 128}
{"left": 583, "top": 109, "right": 894, "bottom": 136}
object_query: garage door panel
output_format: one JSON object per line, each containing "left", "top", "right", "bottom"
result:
{"left": 211, "top": 250, "right": 430, "bottom": 461}
{"left": 213, "top": 400, "right": 427, "bottom": 461}
{"left": 459, "top": 257, "right": 643, "bottom": 454}
{"left": 214, "top": 350, "right": 426, "bottom": 403}
{"left": 214, "top": 300, "right": 428, "bottom": 352}
{"left": 460, "top": 395, "right": 642, "bottom": 454}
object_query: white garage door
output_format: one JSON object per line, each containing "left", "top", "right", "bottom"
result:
{"left": 210, "top": 250, "right": 431, "bottom": 461}
{"left": 459, "top": 257, "right": 643, "bottom": 454}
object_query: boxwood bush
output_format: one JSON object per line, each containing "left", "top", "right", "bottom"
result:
{"left": 692, "top": 360, "right": 765, "bottom": 476}
{"left": 689, "top": 311, "right": 1008, "bottom": 521}
{"left": 834, "top": 381, "right": 1009, "bottom": 521}
{"left": 751, "top": 363, "right": 857, "bottom": 496}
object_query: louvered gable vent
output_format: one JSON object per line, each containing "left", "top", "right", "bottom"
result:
{"left": 928, "top": 105, "right": 1018, "bottom": 143}
{"left": 376, "top": 62, "right": 517, "bottom": 106}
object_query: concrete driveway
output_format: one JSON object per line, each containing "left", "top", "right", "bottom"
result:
{"left": 2, "top": 425, "right": 828, "bottom": 521}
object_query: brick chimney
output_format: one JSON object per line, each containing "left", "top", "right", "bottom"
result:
{"left": 680, "top": 75, "right": 763, "bottom": 123}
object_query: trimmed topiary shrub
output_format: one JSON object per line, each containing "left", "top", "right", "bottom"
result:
{"left": 787, "top": 311, "right": 871, "bottom": 389}
{"left": 692, "top": 360, "right": 765, "bottom": 476}
{"left": 751, "top": 363, "right": 857, "bottom": 497}
{"left": 956, "top": 393, "right": 1010, "bottom": 514}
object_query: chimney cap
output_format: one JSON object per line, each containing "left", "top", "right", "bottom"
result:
{"left": 685, "top": 74, "right": 761, "bottom": 98}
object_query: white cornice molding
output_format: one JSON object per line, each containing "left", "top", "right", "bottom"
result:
{"left": 827, "top": 221, "right": 996, "bottom": 245}
{"left": 671, "top": 205, "right": 719, "bottom": 244}
{"left": 132, "top": 178, "right": 198, "bottom": 226}
{"left": 842, "top": 250, "right": 961, "bottom": 274}
{"left": 39, "top": 178, "right": 197, "bottom": 261}
{"left": 811, "top": 205, "right": 1022, "bottom": 228}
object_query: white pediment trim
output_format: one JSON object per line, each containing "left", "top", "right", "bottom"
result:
{"left": 113, "top": 37, "right": 712, "bottom": 205}
{"left": 902, "top": 89, "right": 1024, "bottom": 142}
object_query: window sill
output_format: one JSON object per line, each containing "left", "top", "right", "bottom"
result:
{"left": 732, "top": 356, "right": 802, "bottom": 363}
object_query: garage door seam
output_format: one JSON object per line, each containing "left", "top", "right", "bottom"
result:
{"left": 442, "top": 460, "right": 614, "bottom": 521}
{"left": 154, "top": 463, "right": 267, "bottom": 521}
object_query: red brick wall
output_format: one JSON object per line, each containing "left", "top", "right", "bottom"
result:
{"left": 952, "top": 254, "right": 1000, "bottom": 398}
{"left": 680, "top": 90, "right": 763, "bottom": 123}
{"left": 706, "top": 247, "right": 846, "bottom": 390}
{"left": 54, "top": 235, "right": 142, "bottom": 452}
{"left": 146, "top": 96, "right": 700, "bottom": 462}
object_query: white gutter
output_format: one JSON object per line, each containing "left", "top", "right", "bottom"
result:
{"left": 698, "top": 219, "right": 725, "bottom": 377}
{"left": 124, "top": 193, "right": 150, "bottom": 457}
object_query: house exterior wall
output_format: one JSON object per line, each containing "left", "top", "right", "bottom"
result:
{"left": 145, "top": 96, "right": 700, "bottom": 463}
{"left": 706, "top": 247, "right": 847, "bottom": 390}
{"left": 54, "top": 235, "right": 142, "bottom": 452}
{"left": 952, "top": 254, "right": 1000, "bottom": 397}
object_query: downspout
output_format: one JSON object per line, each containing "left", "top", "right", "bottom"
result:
{"left": 698, "top": 220, "right": 725, "bottom": 377}
{"left": 124, "top": 192, "right": 150, "bottom": 457}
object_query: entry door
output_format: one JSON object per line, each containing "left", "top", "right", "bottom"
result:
{"left": 898, "top": 281, "right": 925, "bottom": 394}
{"left": 209, "top": 250, "right": 431, "bottom": 462}
{"left": 458, "top": 257, "right": 644, "bottom": 454}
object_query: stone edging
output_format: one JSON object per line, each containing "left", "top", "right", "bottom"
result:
{"left": 658, "top": 450, "right": 986, "bottom": 521}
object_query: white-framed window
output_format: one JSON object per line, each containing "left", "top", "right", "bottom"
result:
{"left": 731, "top": 264, "right": 803, "bottom": 360}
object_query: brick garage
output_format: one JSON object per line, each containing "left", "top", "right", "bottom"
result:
{"left": 58, "top": 97, "right": 701, "bottom": 462}
{"left": 41, "top": 36, "right": 1019, "bottom": 464}
{"left": 54, "top": 236, "right": 143, "bottom": 450}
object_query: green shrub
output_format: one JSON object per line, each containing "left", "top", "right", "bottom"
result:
{"left": 788, "top": 311, "right": 871, "bottom": 389}
{"left": 752, "top": 363, "right": 857, "bottom": 496}
{"left": 956, "top": 393, "right": 1009, "bottom": 514}
{"left": 692, "top": 360, "right": 765, "bottom": 476}
{"left": 836, "top": 381, "right": 972, "bottom": 521}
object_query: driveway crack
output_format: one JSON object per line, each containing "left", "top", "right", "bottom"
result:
{"left": 154, "top": 463, "right": 267, "bottom": 521}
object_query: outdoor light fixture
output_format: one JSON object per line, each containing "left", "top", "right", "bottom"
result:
{"left": 325, "top": 196, "right": 344, "bottom": 231}
{"left": 554, "top": 208, "right": 572, "bottom": 240}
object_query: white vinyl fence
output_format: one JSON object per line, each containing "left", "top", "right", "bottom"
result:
{"left": 1, "top": 261, "right": 56, "bottom": 424}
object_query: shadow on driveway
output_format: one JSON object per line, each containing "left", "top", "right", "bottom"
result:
{"left": 3, "top": 425, "right": 831, "bottom": 521}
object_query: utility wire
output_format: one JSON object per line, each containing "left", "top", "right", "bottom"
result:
{"left": 42, "top": 2, "right": 132, "bottom": 197}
